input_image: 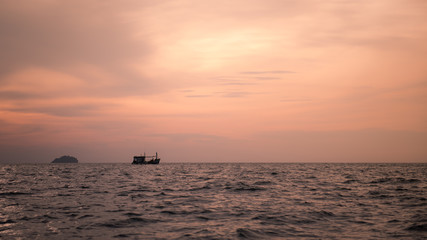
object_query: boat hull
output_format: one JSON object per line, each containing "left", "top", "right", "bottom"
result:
{"left": 132, "top": 155, "right": 160, "bottom": 164}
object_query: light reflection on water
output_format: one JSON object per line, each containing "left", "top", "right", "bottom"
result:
{"left": 0, "top": 163, "right": 426, "bottom": 239}
{"left": 0, "top": 201, "right": 22, "bottom": 238}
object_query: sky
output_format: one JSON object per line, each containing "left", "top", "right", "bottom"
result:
{"left": 1, "top": 0, "right": 426, "bottom": 163}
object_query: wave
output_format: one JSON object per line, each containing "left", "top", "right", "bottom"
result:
{"left": 1, "top": 163, "right": 425, "bottom": 239}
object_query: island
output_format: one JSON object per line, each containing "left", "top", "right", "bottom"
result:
{"left": 51, "top": 155, "right": 78, "bottom": 163}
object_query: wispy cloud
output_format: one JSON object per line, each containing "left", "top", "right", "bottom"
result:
{"left": 149, "top": 133, "right": 226, "bottom": 142}
{"left": 211, "top": 73, "right": 286, "bottom": 86}
{"left": 5, "top": 103, "right": 112, "bottom": 117}
{"left": 211, "top": 76, "right": 254, "bottom": 86}
{"left": 253, "top": 77, "right": 282, "bottom": 80}
{"left": 219, "top": 81, "right": 255, "bottom": 86}
{"left": 179, "top": 89, "right": 195, "bottom": 93}
{"left": 239, "top": 71, "right": 295, "bottom": 75}
{"left": 220, "top": 91, "right": 251, "bottom": 98}
{"left": 186, "top": 94, "right": 212, "bottom": 98}
{"left": 280, "top": 98, "right": 312, "bottom": 103}
{"left": 0, "top": 90, "right": 43, "bottom": 100}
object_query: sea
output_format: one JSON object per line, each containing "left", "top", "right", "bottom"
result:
{"left": 0, "top": 163, "right": 426, "bottom": 239}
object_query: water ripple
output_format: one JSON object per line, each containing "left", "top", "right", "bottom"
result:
{"left": 0, "top": 163, "right": 425, "bottom": 239}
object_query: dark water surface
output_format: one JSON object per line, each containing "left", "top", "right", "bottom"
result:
{"left": 0, "top": 163, "right": 426, "bottom": 239}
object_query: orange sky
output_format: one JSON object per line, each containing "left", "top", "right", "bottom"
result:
{"left": 1, "top": 0, "right": 426, "bottom": 163}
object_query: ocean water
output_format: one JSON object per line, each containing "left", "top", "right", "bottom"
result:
{"left": 0, "top": 163, "right": 426, "bottom": 239}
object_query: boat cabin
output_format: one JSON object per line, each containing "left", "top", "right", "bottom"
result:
{"left": 132, "top": 152, "right": 160, "bottom": 164}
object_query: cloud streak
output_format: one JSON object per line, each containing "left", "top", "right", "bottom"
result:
{"left": 5, "top": 103, "right": 116, "bottom": 117}
{"left": 240, "top": 71, "right": 295, "bottom": 75}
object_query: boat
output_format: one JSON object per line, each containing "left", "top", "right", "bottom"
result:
{"left": 132, "top": 152, "right": 160, "bottom": 164}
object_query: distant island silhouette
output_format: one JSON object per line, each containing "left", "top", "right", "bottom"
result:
{"left": 51, "top": 155, "right": 78, "bottom": 163}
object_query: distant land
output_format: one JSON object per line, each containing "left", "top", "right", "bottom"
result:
{"left": 51, "top": 155, "right": 78, "bottom": 163}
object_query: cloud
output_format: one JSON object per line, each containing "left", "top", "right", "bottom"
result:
{"left": 5, "top": 103, "right": 115, "bottom": 117}
{"left": 179, "top": 89, "right": 195, "bottom": 93}
{"left": 292, "top": 1, "right": 427, "bottom": 50}
{"left": 0, "top": 1, "right": 152, "bottom": 96}
{"left": 239, "top": 71, "right": 295, "bottom": 74}
{"left": 186, "top": 94, "right": 212, "bottom": 98}
{"left": 252, "top": 129, "right": 427, "bottom": 162}
{"left": 0, "top": 90, "right": 43, "bottom": 100}
{"left": 211, "top": 76, "right": 253, "bottom": 86}
{"left": 220, "top": 91, "right": 251, "bottom": 98}
{"left": 212, "top": 73, "right": 287, "bottom": 86}
{"left": 0, "top": 1, "right": 147, "bottom": 69}
{"left": 0, "top": 120, "right": 43, "bottom": 139}
{"left": 149, "top": 133, "right": 226, "bottom": 142}
{"left": 253, "top": 77, "right": 282, "bottom": 80}
{"left": 280, "top": 98, "right": 312, "bottom": 103}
